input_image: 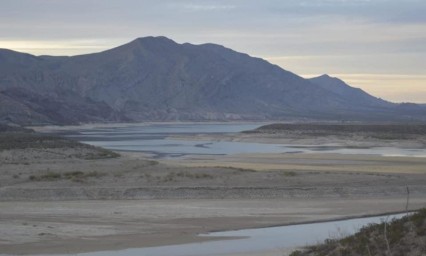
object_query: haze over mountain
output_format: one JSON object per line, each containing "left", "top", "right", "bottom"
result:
{"left": 0, "top": 36, "right": 425, "bottom": 125}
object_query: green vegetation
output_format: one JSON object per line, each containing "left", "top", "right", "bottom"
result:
{"left": 142, "top": 171, "right": 214, "bottom": 183}
{"left": 145, "top": 160, "right": 159, "bottom": 166}
{"left": 131, "top": 160, "right": 159, "bottom": 169}
{"left": 289, "top": 251, "right": 304, "bottom": 256}
{"left": 29, "top": 171, "right": 105, "bottom": 182}
{"left": 280, "top": 171, "right": 297, "bottom": 177}
{"left": 29, "top": 172, "right": 61, "bottom": 181}
{"left": 292, "top": 209, "right": 426, "bottom": 256}
{"left": 83, "top": 148, "right": 120, "bottom": 159}
{"left": 223, "top": 166, "right": 256, "bottom": 173}
{"left": 174, "top": 171, "right": 213, "bottom": 179}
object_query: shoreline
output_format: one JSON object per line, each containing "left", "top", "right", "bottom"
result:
{"left": 1, "top": 198, "right": 425, "bottom": 255}
{"left": 29, "top": 121, "right": 270, "bottom": 133}
{"left": 207, "top": 209, "right": 416, "bottom": 233}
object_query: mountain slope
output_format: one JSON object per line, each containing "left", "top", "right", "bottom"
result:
{"left": 52, "top": 37, "right": 350, "bottom": 120}
{"left": 0, "top": 36, "right": 425, "bottom": 125}
{"left": 309, "top": 74, "right": 426, "bottom": 121}
{"left": 309, "top": 74, "right": 391, "bottom": 108}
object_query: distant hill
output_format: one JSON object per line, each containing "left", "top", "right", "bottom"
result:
{"left": 0, "top": 36, "right": 425, "bottom": 125}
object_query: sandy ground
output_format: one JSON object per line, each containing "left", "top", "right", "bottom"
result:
{"left": 2, "top": 152, "right": 426, "bottom": 201}
{"left": 164, "top": 152, "right": 426, "bottom": 173}
{"left": 1, "top": 126, "right": 426, "bottom": 255}
{"left": 1, "top": 149, "right": 425, "bottom": 255}
{"left": 171, "top": 129, "right": 426, "bottom": 145}
{"left": 1, "top": 198, "right": 425, "bottom": 255}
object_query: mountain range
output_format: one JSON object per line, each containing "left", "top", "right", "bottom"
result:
{"left": 0, "top": 36, "right": 425, "bottom": 125}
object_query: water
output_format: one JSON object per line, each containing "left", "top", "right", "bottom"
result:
{"left": 21, "top": 213, "right": 406, "bottom": 256}
{"left": 63, "top": 123, "right": 426, "bottom": 158}
{"left": 66, "top": 123, "right": 280, "bottom": 158}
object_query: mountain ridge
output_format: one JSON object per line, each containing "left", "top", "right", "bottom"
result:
{"left": 0, "top": 36, "right": 425, "bottom": 125}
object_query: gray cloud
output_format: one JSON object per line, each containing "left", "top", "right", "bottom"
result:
{"left": 181, "top": 4, "right": 236, "bottom": 11}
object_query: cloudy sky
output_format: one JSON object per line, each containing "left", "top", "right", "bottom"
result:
{"left": 1, "top": 0, "right": 425, "bottom": 103}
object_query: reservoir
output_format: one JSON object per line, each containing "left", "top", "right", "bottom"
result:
{"left": 63, "top": 123, "right": 426, "bottom": 158}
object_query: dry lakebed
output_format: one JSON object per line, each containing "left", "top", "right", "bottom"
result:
{"left": 0, "top": 122, "right": 425, "bottom": 255}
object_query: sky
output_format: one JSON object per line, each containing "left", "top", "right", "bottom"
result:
{"left": 1, "top": 0, "right": 425, "bottom": 103}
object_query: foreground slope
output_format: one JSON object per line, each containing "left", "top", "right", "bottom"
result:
{"left": 1, "top": 36, "right": 425, "bottom": 124}
{"left": 291, "top": 209, "right": 426, "bottom": 256}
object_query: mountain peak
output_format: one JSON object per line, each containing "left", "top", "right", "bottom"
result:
{"left": 314, "top": 74, "right": 335, "bottom": 80}
{"left": 309, "top": 73, "right": 391, "bottom": 107}
{"left": 310, "top": 74, "right": 355, "bottom": 90}
{"left": 131, "top": 36, "right": 177, "bottom": 45}
{"left": 312, "top": 74, "right": 347, "bottom": 84}
{"left": 106, "top": 36, "right": 180, "bottom": 55}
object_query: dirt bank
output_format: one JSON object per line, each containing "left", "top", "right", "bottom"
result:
{"left": 1, "top": 198, "right": 425, "bottom": 255}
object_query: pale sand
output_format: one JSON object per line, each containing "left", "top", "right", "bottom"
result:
{"left": 164, "top": 152, "right": 426, "bottom": 174}
{"left": 1, "top": 198, "right": 425, "bottom": 255}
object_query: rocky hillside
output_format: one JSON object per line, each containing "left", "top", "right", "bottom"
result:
{"left": 1, "top": 36, "right": 425, "bottom": 125}
{"left": 290, "top": 209, "right": 426, "bottom": 256}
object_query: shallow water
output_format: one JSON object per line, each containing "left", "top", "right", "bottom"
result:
{"left": 66, "top": 123, "right": 281, "bottom": 158}
{"left": 33, "top": 213, "right": 406, "bottom": 256}
{"left": 65, "top": 123, "right": 426, "bottom": 158}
